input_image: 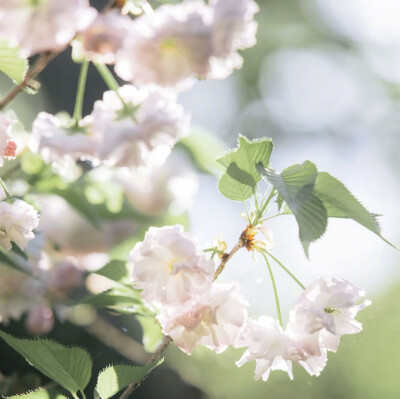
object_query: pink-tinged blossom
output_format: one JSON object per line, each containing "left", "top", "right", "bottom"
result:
{"left": 81, "top": 11, "right": 132, "bottom": 64}
{"left": 0, "top": 199, "right": 39, "bottom": 251}
{"left": 25, "top": 305, "right": 54, "bottom": 336}
{"left": 0, "top": 0, "right": 97, "bottom": 56}
{"left": 0, "top": 112, "right": 17, "bottom": 166}
{"left": 236, "top": 316, "right": 328, "bottom": 381}
{"left": 31, "top": 112, "right": 94, "bottom": 171}
{"left": 288, "top": 277, "right": 371, "bottom": 336}
{"left": 159, "top": 284, "right": 248, "bottom": 354}
{"left": 130, "top": 225, "right": 215, "bottom": 307}
{"left": 115, "top": 1, "right": 214, "bottom": 88}
{"left": 90, "top": 85, "right": 189, "bottom": 168}
{"left": 115, "top": 0, "right": 259, "bottom": 88}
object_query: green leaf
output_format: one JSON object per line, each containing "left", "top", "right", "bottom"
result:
{"left": 217, "top": 135, "right": 273, "bottom": 182}
{"left": 314, "top": 172, "right": 395, "bottom": 248}
{"left": 94, "top": 260, "right": 133, "bottom": 285}
{"left": 0, "top": 330, "right": 92, "bottom": 398}
{"left": 83, "top": 286, "right": 142, "bottom": 314}
{"left": 11, "top": 242, "right": 28, "bottom": 260}
{"left": 7, "top": 387, "right": 69, "bottom": 399}
{"left": 178, "top": 128, "right": 225, "bottom": 175}
{"left": 136, "top": 315, "right": 163, "bottom": 353}
{"left": 218, "top": 162, "right": 256, "bottom": 201}
{"left": 96, "top": 360, "right": 163, "bottom": 399}
{"left": 0, "top": 40, "right": 28, "bottom": 83}
{"left": 257, "top": 161, "right": 328, "bottom": 256}
{"left": 314, "top": 172, "right": 379, "bottom": 231}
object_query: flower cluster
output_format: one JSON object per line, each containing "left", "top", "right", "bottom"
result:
{"left": 131, "top": 225, "right": 370, "bottom": 379}
{"left": 236, "top": 277, "right": 370, "bottom": 380}
{"left": 31, "top": 85, "right": 189, "bottom": 170}
{"left": 130, "top": 225, "right": 248, "bottom": 354}
{"left": 115, "top": 0, "right": 259, "bottom": 89}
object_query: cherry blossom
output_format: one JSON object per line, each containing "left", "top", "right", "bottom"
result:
{"left": 81, "top": 11, "right": 132, "bottom": 64}
{"left": 0, "top": 199, "right": 40, "bottom": 251}
{"left": 115, "top": 0, "right": 259, "bottom": 88}
{"left": 236, "top": 316, "right": 328, "bottom": 381}
{"left": 90, "top": 85, "right": 189, "bottom": 168}
{"left": 0, "top": 0, "right": 97, "bottom": 56}
{"left": 288, "top": 277, "right": 371, "bottom": 336}
{"left": 0, "top": 112, "right": 17, "bottom": 166}
{"left": 30, "top": 112, "right": 94, "bottom": 173}
{"left": 115, "top": 1, "right": 214, "bottom": 88}
{"left": 130, "top": 225, "right": 215, "bottom": 307}
{"left": 25, "top": 305, "right": 54, "bottom": 336}
{"left": 159, "top": 283, "right": 248, "bottom": 354}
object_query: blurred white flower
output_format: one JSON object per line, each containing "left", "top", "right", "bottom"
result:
{"left": 90, "top": 85, "right": 190, "bottom": 168}
{"left": 0, "top": 199, "right": 39, "bottom": 251}
{"left": 0, "top": 0, "right": 97, "bottom": 56}
{"left": 236, "top": 316, "right": 327, "bottom": 381}
{"left": 115, "top": 1, "right": 214, "bottom": 88}
{"left": 130, "top": 225, "right": 215, "bottom": 307}
{"left": 25, "top": 305, "right": 54, "bottom": 336}
{"left": 209, "top": 0, "right": 258, "bottom": 78}
{"left": 117, "top": 164, "right": 198, "bottom": 216}
{"left": 46, "top": 256, "right": 84, "bottom": 299}
{"left": 31, "top": 112, "right": 94, "bottom": 175}
{"left": 81, "top": 10, "right": 132, "bottom": 64}
{"left": 288, "top": 277, "right": 370, "bottom": 336}
{"left": 159, "top": 283, "right": 248, "bottom": 354}
{"left": 115, "top": 0, "right": 258, "bottom": 88}
{"left": 0, "top": 112, "right": 17, "bottom": 166}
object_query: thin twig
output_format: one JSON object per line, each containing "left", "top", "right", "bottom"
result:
{"left": 0, "top": 51, "right": 59, "bottom": 110}
{"left": 119, "top": 233, "right": 246, "bottom": 398}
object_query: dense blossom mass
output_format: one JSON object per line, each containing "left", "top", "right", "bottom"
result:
{"left": 115, "top": 0, "right": 259, "bottom": 88}
{"left": 0, "top": 0, "right": 97, "bottom": 56}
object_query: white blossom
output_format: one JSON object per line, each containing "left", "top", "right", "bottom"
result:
{"left": 236, "top": 316, "right": 328, "bottom": 381}
{"left": 0, "top": 199, "right": 39, "bottom": 251}
{"left": 81, "top": 11, "right": 132, "bottom": 64}
{"left": 115, "top": 1, "right": 214, "bottom": 88}
{"left": 31, "top": 112, "right": 95, "bottom": 174}
{"left": 115, "top": 0, "right": 259, "bottom": 89}
{"left": 159, "top": 283, "right": 248, "bottom": 354}
{"left": 130, "top": 225, "right": 215, "bottom": 307}
{"left": 90, "top": 85, "right": 189, "bottom": 168}
{"left": 288, "top": 277, "right": 371, "bottom": 336}
{"left": 0, "top": 0, "right": 97, "bottom": 56}
{"left": 25, "top": 305, "right": 54, "bottom": 336}
{"left": 0, "top": 112, "right": 17, "bottom": 166}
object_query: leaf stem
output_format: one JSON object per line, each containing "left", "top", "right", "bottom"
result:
{"left": 264, "top": 251, "right": 305, "bottom": 290}
{"left": 72, "top": 59, "right": 89, "bottom": 124}
{"left": 94, "top": 63, "right": 119, "bottom": 91}
{"left": 254, "top": 188, "right": 275, "bottom": 226}
{"left": 262, "top": 252, "right": 282, "bottom": 326}
{"left": 0, "top": 177, "right": 12, "bottom": 201}
{"left": 80, "top": 390, "right": 87, "bottom": 399}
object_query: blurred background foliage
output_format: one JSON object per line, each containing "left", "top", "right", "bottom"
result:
{"left": 0, "top": 0, "right": 399, "bottom": 398}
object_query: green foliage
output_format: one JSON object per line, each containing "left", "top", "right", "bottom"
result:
{"left": 0, "top": 40, "right": 28, "bottom": 83}
{"left": 0, "top": 330, "right": 92, "bottom": 398}
{"left": 0, "top": 250, "right": 32, "bottom": 277}
{"left": 217, "top": 135, "right": 273, "bottom": 183}
{"left": 257, "top": 161, "right": 327, "bottom": 255}
{"left": 96, "top": 360, "right": 163, "bottom": 399}
{"left": 218, "top": 162, "right": 255, "bottom": 201}
{"left": 94, "top": 260, "right": 133, "bottom": 285}
{"left": 6, "top": 387, "right": 69, "bottom": 399}
{"left": 136, "top": 315, "right": 163, "bottom": 353}
{"left": 82, "top": 286, "right": 142, "bottom": 314}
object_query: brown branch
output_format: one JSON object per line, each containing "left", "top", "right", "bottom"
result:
{"left": 0, "top": 51, "right": 59, "bottom": 111}
{"left": 119, "top": 232, "right": 246, "bottom": 399}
